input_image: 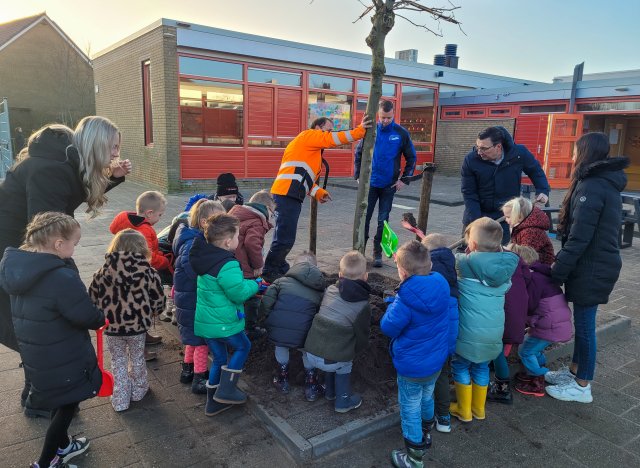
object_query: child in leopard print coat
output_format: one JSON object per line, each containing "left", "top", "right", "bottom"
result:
{"left": 89, "top": 229, "right": 166, "bottom": 412}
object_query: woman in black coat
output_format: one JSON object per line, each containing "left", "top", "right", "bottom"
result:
{"left": 547, "top": 132, "right": 628, "bottom": 403}
{"left": 0, "top": 117, "right": 130, "bottom": 416}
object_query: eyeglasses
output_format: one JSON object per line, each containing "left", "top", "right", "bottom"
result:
{"left": 476, "top": 143, "right": 496, "bottom": 153}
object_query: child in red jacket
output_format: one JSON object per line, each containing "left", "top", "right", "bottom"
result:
{"left": 502, "top": 197, "right": 555, "bottom": 265}
{"left": 228, "top": 190, "right": 275, "bottom": 338}
{"left": 110, "top": 191, "right": 172, "bottom": 345}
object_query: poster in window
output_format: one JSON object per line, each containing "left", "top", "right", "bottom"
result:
{"left": 308, "top": 103, "right": 351, "bottom": 131}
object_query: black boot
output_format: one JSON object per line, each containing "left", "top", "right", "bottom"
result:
{"left": 191, "top": 372, "right": 208, "bottom": 395}
{"left": 272, "top": 364, "right": 290, "bottom": 394}
{"left": 334, "top": 372, "right": 362, "bottom": 413}
{"left": 304, "top": 369, "right": 324, "bottom": 402}
{"left": 205, "top": 383, "right": 232, "bottom": 416}
{"left": 180, "top": 362, "right": 194, "bottom": 384}
{"left": 422, "top": 418, "right": 435, "bottom": 449}
{"left": 213, "top": 366, "right": 247, "bottom": 404}
{"left": 486, "top": 378, "right": 513, "bottom": 405}
{"left": 324, "top": 372, "right": 336, "bottom": 401}
{"left": 21, "top": 370, "right": 49, "bottom": 418}
{"left": 390, "top": 438, "right": 427, "bottom": 468}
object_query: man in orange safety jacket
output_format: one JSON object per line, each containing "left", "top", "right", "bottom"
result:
{"left": 262, "top": 114, "right": 372, "bottom": 281}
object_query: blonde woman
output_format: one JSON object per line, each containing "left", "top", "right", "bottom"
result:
{"left": 0, "top": 116, "right": 131, "bottom": 417}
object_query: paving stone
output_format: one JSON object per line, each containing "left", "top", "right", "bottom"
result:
{"left": 70, "top": 401, "right": 126, "bottom": 441}
{"left": 595, "top": 348, "right": 637, "bottom": 371}
{"left": 624, "top": 434, "right": 640, "bottom": 457}
{"left": 592, "top": 365, "right": 638, "bottom": 390}
{"left": 134, "top": 427, "right": 211, "bottom": 467}
{"left": 590, "top": 381, "right": 640, "bottom": 416}
{"left": 0, "top": 435, "right": 44, "bottom": 466}
{"left": 620, "top": 379, "right": 640, "bottom": 399}
{"left": 620, "top": 359, "right": 640, "bottom": 378}
{"left": 0, "top": 351, "right": 21, "bottom": 372}
{"left": 78, "top": 430, "right": 139, "bottom": 467}
{"left": 565, "top": 434, "right": 640, "bottom": 466}
{"left": 121, "top": 401, "right": 192, "bottom": 444}
{"left": 622, "top": 406, "right": 640, "bottom": 425}
{"left": 0, "top": 411, "right": 50, "bottom": 448}
{"left": 0, "top": 387, "right": 25, "bottom": 418}
{"left": 0, "top": 367, "right": 26, "bottom": 393}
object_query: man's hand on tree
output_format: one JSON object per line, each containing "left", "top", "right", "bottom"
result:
{"left": 361, "top": 115, "right": 373, "bottom": 128}
{"left": 319, "top": 192, "right": 332, "bottom": 204}
{"left": 535, "top": 193, "right": 549, "bottom": 206}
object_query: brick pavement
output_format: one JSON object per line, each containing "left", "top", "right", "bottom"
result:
{"left": 0, "top": 176, "right": 639, "bottom": 467}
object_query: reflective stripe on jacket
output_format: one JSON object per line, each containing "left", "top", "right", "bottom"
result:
{"left": 271, "top": 126, "right": 366, "bottom": 202}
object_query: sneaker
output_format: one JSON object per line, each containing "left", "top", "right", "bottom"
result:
{"left": 514, "top": 375, "right": 545, "bottom": 397}
{"left": 57, "top": 436, "right": 90, "bottom": 462}
{"left": 32, "top": 456, "right": 77, "bottom": 468}
{"left": 515, "top": 372, "right": 533, "bottom": 384}
{"left": 373, "top": 254, "right": 382, "bottom": 268}
{"left": 544, "top": 366, "right": 574, "bottom": 385}
{"left": 158, "top": 310, "right": 173, "bottom": 322}
{"left": 545, "top": 379, "right": 593, "bottom": 403}
{"left": 436, "top": 414, "right": 452, "bottom": 433}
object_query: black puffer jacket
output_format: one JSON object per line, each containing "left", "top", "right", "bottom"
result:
{"left": 0, "top": 248, "right": 105, "bottom": 409}
{"left": 552, "top": 157, "right": 629, "bottom": 305}
{"left": 261, "top": 262, "right": 325, "bottom": 348}
{"left": 0, "top": 129, "right": 123, "bottom": 350}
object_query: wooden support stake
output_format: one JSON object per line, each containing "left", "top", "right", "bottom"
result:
{"left": 309, "top": 199, "right": 318, "bottom": 255}
{"left": 416, "top": 163, "right": 437, "bottom": 241}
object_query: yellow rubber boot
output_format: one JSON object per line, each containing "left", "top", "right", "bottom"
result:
{"left": 471, "top": 383, "right": 488, "bottom": 420}
{"left": 449, "top": 382, "right": 472, "bottom": 422}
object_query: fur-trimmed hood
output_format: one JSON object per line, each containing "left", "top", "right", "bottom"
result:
{"left": 576, "top": 156, "right": 629, "bottom": 191}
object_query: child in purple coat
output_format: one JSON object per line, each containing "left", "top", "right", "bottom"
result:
{"left": 514, "top": 246, "right": 573, "bottom": 397}
{"left": 487, "top": 244, "right": 531, "bottom": 405}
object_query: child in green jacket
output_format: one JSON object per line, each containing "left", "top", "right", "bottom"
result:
{"left": 189, "top": 213, "right": 259, "bottom": 416}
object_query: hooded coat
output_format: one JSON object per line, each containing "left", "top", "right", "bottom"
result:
{"left": 261, "top": 262, "right": 325, "bottom": 348}
{"left": 510, "top": 206, "right": 555, "bottom": 265}
{"left": 502, "top": 256, "right": 531, "bottom": 344}
{"left": 189, "top": 237, "right": 258, "bottom": 339}
{"left": 381, "top": 272, "right": 453, "bottom": 378}
{"left": 429, "top": 247, "right": 460, "bottom": 355}
{"left": 228, "top": 203, "right": 272, "bottom": 278}
{"left": 461, "top": 127, "right": 550, "bottom": 225}
{"left": 552, "top": 157, "right": 628, "bottom": 305}
{"left": 0, "top": 129, "right": 123, "bottom": 350}
{"left": 528, "top": 262, "right": 573, "bottom": 343}
{"left": 89, "top": 251, "right": 165, "bottom": 336}
{"left": 455, "top": 251, "right": 519, "bottom": 363}
{"left": 172, "top": 223, "right": 206, "bottom": 345}
{"left": 0, "top": 248, "right": 105, "bottom": 409}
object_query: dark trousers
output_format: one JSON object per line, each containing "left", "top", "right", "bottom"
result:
{"left": 38, "top": 402, "right": 79, "bottom": 466}
{"left": 263, "top": 194, "right": 302, "bottom": 276}
{"left": 244, "top": 295, "right": 261, "bottom": 329}
{"left": 433, "top": 359, "right": 451, "bottom": 417}
{"left": 364, "top": 185, "right": 396, "bottom": 255}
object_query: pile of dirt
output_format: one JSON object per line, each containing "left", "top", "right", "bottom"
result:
{"left": 243, "top": 272, "right": 400, "bottom": 415}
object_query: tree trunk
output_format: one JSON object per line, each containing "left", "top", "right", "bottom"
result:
{"left": 352, "top": 0, "right": 396, "bottom": 253}
{"left": 309, "top": 198, "right": 318, "bottom": 254}
{"left": 416, "top": 162, "right": 437, "bottom": 239}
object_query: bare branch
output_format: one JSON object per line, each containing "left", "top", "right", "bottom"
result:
{"left": 354, "top": 4, "right": 375, "bottom": 23}
{"left": 394, "top": 1, "right": 461, "bottom": 25}
{"left": 395, "top": 13, "right": 443, "bottom": 36}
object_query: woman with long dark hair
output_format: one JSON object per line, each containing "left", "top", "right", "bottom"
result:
{"left": 546, "top": 132, "right": 628, "bottom": 403}
{"left": 0, "top": 117, "right": 131, "bottom": 417}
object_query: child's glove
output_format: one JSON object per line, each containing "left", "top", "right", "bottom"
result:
{"left": 383, "top": 289, "right": 396, "bottom": 304}
{"left": 255, "top": 277, "right": 270, "bottom": 294}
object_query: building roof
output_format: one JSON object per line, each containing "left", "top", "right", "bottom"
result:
{"left": 553, "top": 69, "right": 640, "bottom": 83}
{"left": 0, "top": 12, "right": 90, "bottom": 64}
{"left": 95, "top": 18, "right": 544, "bottom": 90}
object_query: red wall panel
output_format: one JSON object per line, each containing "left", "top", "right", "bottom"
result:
{"left": 247, "top": 86, "right": 274, "bottom": 137}
{"left": 276, "top": 89, "right": 302, "bottom": 137}
{"left": 180, "top": 146, "right": 246, "bottom": 179}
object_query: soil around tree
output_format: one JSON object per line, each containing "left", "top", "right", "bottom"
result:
{"left": 242, "top": 272, "right": 400, "bottom": 426}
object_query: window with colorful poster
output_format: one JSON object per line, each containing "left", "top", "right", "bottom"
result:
{"left": 308, "top": 92, "right": 353, "bottom": 131}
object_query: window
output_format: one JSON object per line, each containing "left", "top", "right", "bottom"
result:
{"left": 308, "top": 92, "right": 353, "bottom": 132}
{"left": 309, "top": 74, "right": 353, "bottom": 92}
{"left": 142, "top": 60, "right": 153, "bottom": 146}
{"left": 179, "top": 56, "right": 242, "bottom": 81}
{"left": 248, "top": 68, "right": 301, "bottom": 86}
{"left": 356, "top": 80, "right": 396, "bottom": 96}
{"left": 520, "top": 104, "right": 566, "bottom": 114}
{"left": 489, "top": 108, "right": 512, "bottom": 116}
{"left": 465, "top": 109, "right": 486, "bottom": 117}
{"left": 179, "top": 78, "right": 244, "bottom": 146}
{"left": 577, "top": 101, "right": 640, "bottom": 112}
{"left": 442, "top": 109, "right": 461, "bottom": 118}
{"left": 400, "top": 86, "right": 435, "bottom": 145}
{"left": 247, "top": 86, "right": 302, "bottom": 146}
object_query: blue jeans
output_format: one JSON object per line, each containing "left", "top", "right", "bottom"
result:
{"left": 205, "top": 332, "right": 251, "bottom": 385}
{"left": 518, "top": 336, "right": 550, "bottom": 376}
{"left": 263, "top": 195, "right": 302, "bottom": 276}
{"left": 364, "top": 185, "right": 396, "bottom": 255}
{"left": 397, "top": 372, "right": 439, "bottom": 444}
{"left": 451, "top": 354, "right": 490, "bottom": 386}
{"left": 572, "top": 304, "right": 598, "bottom": 381}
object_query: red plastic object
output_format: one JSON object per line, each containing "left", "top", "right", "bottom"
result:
{"left": 96, "top": 320, "right": 114, "bottom": 397}
{"left": 400, "top": 219, "right": 426, "bottom": 239}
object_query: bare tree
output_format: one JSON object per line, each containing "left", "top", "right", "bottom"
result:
{"left": 352, "top": 0, "right": 461, "bottom": 252}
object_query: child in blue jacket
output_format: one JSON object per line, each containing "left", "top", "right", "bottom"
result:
{"left": 381, "top": 241, "right": 454, "bottom": 468}
{"left": 422, "top": 233, "right": 459, "bottom": 434}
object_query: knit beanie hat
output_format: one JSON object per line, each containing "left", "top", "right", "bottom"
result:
{"left": 216, "top": 173, "right": 239, "bottom": 197}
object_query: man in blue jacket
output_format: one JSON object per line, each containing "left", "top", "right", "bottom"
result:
{"left": 461, "top": 126, "right": 550, "bottom": 245}
{"left": 355, "top": 100, "right": 416, "bottom": 267}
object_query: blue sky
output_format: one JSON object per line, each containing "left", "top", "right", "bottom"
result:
{"left": 2, "top": 0, "right": 638, "bottom": 82}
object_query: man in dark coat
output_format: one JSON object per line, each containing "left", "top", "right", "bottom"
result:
{"left": 461, "top": 126, "right": 550, "bottom": 244}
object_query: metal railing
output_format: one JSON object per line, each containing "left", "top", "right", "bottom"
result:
{"left": 0, "top": 98, "right": 13, "bottom": 178}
